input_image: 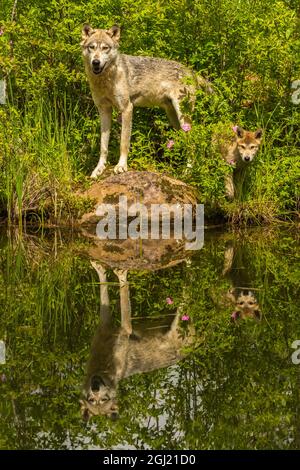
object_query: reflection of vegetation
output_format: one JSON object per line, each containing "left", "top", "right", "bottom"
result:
{"left": 0, "top": 227, "right": 300, "bottom": 449}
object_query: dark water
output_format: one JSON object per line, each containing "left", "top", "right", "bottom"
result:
{"left": 0, "top": 225, "right": 299, "bottom": 450}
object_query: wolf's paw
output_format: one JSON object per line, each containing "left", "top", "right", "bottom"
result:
{"left": 91, "top": 164, "right": 106, "bottom": 179}
{"left": 90, "top": 260, "right": 107, "bottom": 278}
{"left": 113, "top": 268, "right": 128, "bottom": 285}
{"left": 114, "top": 163, "right": 127, "bottom": 174}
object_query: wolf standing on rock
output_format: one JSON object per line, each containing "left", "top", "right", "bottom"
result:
{"left": 81, "top": 24, "right": 212, "bottom": 178}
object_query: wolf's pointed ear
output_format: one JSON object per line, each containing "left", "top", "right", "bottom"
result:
{"left": 82, "top": 24, "right": 94, "bottom": 41}
{"left": 254, "top": 310, "right": 262, "bottom": 321}
{"left": 106, "top": 25, "right": 121, "bottom": 42}
{"left": 80, "top": 400, "right": 90, "bottom": 422}
{"left": 254, "top": 128, "right": 263, "bottom": 139}
{"left": 236, "top": 126, "right": 244, "bottom": 138}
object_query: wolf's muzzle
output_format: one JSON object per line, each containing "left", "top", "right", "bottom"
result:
{"left": 91, "top": 375, "right": 105, "bottom": 391}
{"left": 92, "top": 60, "right": 104, "bottom": 75}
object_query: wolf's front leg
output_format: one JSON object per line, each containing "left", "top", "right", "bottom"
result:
{"left": 113, "top": 269, "right": 132, "bottom": 335}
{"left": 225, "top": 174, "right": 235, "bottom": 199}
{"left": 114, "top": 103, "right": 133, "bottom": 174}
{"left": 90, "top": 261, "right": 111, "bottom": 326}
{"left": 222, "top": 245, "right": 234, "bottom": 276}
{"left": 91, "top": 106, "right": 112, "bottom": 179}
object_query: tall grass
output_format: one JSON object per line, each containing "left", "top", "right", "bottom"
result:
{"left": 0, "top": 91, "right": 95, "bottom": 225}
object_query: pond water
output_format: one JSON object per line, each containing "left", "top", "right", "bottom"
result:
{"left": 0, "top": 225, "right": 299, "bottom": 450}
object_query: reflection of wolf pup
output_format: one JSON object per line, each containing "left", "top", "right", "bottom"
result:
{"left": 227, "top": 288, "right": 261, "bottom": 321}
{"left": 80, "top": 262, "right": 195, "bottom": 421}
{"left": 222, "top": 245, "right": 262, "bottom": 322}
{"left": 213, "top": 126, "right": 263, "bottom": 199}
{"left": 81, "top": 25, "right": 212, "bottom": 178}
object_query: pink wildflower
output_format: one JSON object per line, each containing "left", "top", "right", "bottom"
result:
{"left": 166, "top": 297, "right": 174, "bottom": 305}
{"left": 167, "top": 140, "right": 174, "bottom": 149}
{"left": 181, "top": 314, "right": 190, "bottom": 321}
{"left": 231, "top": 311, "right": 239, "bottom": 321}
{"left": 181, "top": 123, "right": 191, "bottom": 132}
{"left": 232, "top": 125, "right": 238, "bottom": 133}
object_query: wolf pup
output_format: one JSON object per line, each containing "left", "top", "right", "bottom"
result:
{"left": 227, "top": 288, "right": 262, "bottom": 322}
{"left": 221, "top": 244, "right": 262, "bottom": 322}
{"left": 81, "top": 24, "right": 211, "bottom": 178}
{"left": 214, "top": 126, "right": 263, "bottom": 199}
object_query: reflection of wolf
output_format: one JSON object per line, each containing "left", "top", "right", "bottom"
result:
{"left": 80, "top": 262, "right": 195, "bottom": 421}
{"left": 81, "top": 25, "right": 212, "bottom": 178}
{"left": 222, "top": 245, "right": 262, "bottom": 321}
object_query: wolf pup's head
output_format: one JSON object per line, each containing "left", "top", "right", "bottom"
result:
{"left": 80, "top": 374, "right": 119, "bottom": 421}
{"left": 231, "top": 290, "right": 262, "bottom": 322}
{"left": 81, "top": 25, "right": 120, "bottom": 75}
{"left": 235, "top": 127, "right": 263, "bottom": 163}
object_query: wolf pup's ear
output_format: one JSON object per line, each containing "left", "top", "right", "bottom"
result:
{"left": 82, "top": 24, "right": 94, "bottom": 41}
{"left": 254, "top": 128, "right": 263, "bottom": 139}
{"left": 107, "top": 25, "right": 121, "bottom": 42}
{"left": 79, "top": 400, "right": 90, "bottom": 422}
{"left": 254, "top": 310, "right": 262, "bottom": 321}
{"left": 236, "top": 126, "right": 244, "bottom": 138}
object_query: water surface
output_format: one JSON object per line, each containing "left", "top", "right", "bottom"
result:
{"left": 0, "top": 226, "right": 299, "bottom": 450}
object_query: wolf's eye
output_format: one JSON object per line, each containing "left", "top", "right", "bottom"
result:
{"left": 239, "top": 144, "right": 246, "bottom": 149}
{"left": 102, "top": 45, "right": 110, "bottom": 52}
{"left": 101, "top": 396, "right": 110, "bottom": 403}
{"left": 88, "top": 398, "right": 96, "bottom": 405}
{"left": 250, "top": 145, "right": 257, "bottom": 150}
{"left": 88, "top": 44, "right": 96, "bottom": 51}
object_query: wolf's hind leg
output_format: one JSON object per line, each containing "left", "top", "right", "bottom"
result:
{"left": 225, "top": 174, "right": 235, "bottom": 199}
{"left": 165, "top": 103, "right": 181, "bottom": 130}
{"left": 170, "top": 95, "right": 193, "bottom": 169}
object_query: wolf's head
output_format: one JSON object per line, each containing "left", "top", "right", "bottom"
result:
{"left": 81, "top": 25, "right": 120, "bottom": 75}
{"left": 80, "top": 374, "right": 119, "bottom": 421}
{"left": 235, "top": 127, "right": 263, "bottom": 163}
{"left": 231, "top": 290, "right": 261, "bottom": 321}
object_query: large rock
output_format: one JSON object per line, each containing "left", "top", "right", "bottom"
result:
{"left": 79, "top": 171, "right": 198, "bottom": 225}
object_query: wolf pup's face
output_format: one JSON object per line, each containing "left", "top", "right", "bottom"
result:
{"left": 80, "top": 374, "right": 119, "bottom": 421}
{"left": 235, "top": 127, "right": 263, "bottom": 163}
{"left": 231, "top": 290, "right": 261, "bottom": 321}
{"left": 81, "top": 25, "right": 120, "bottom": 75}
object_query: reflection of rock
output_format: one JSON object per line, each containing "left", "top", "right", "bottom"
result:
{"left": 81, "top": 228, "right": 190, "bottom": 271}
{"left": 79, "top": 171, "right": 198, "bottom": 225}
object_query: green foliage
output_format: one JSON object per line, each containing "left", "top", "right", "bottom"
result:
{"left": 0, "top": 0, "right": 299, "bottom": 221}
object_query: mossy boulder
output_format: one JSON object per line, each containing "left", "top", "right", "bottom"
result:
{"left": 79, "top": 171, "right": 198, "bottom": 225}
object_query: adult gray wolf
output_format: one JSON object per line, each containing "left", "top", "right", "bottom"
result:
{"left": 81, "top": 24, "right": 212, "bottom": 178}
